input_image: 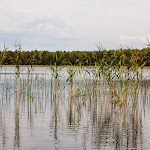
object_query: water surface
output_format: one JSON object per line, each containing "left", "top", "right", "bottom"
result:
{"left": 0, "top": 67, "right": 150, "bottom": 150}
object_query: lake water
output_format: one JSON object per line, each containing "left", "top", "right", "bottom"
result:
{"left": 0, "top": 67, "right": 150, "bottom": 150}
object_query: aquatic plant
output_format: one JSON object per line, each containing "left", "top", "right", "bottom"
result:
{"left": 14, "top": 43, "right": 22, "bottom": 78}
{"left": 0, "top": 44, "right": 9, "bottom": 68}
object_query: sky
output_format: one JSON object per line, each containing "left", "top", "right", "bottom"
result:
{"left": 0, "top": 0, "right": 150, "bottom": 51}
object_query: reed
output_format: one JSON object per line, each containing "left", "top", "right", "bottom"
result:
{"left": 0, "top": 43, "right": 147, "bottom": 126}
{"left": 0, "top": 44, "right": 9, "bottom": 67}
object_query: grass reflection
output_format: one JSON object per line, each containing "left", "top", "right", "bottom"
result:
{"left": 0, "top": 67, "right": 149, "bottom": 149}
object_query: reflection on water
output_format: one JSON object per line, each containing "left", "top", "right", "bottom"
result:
{"left": 0, "top": 67, "right": 150, "bottom": 149}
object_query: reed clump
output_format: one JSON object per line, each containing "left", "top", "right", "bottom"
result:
{"left": 0, "top": 43, "right": 147, "bottom": 124}
{"left": 1, "top": 43, "right": 149, "bottom": 150}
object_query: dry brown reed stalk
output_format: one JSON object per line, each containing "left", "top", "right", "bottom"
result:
{"left": 16, "top": 79, "right": 20, "bottom": 103}
{"left": 119, "top": 85, "right": 129, "bottom": 109}
{"left": 56, "top": 85, "right": 62, "bottom": 100}
{"left": 70, "top": 95, "right": 74, "bottom": 114}
{"left": 132, "top": 81, "right": 141, "bottom": 107}
{"left": 55, "top": 80, "right": 65, "bottom": 117}
{"left": 55, "top": 100, "right": 59, "bottom": 117}
{"left": 89, "top": 91, "right": 92, "bottom": 107}
{"left": 16, "top": 85, "right": 18, "bottom": 102}
{"left": 15, "top": 78, "right": 21, "bottom": 111}
{"left": 26, "top": 81, "right": 30, "bottom": 103}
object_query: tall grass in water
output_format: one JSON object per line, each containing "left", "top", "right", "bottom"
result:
{"left": 66, "top": 68, "right": 77, "bottom": 94}
{"left": 50, "top": 52, "right": 65, "bottom": 119}
{"left": 14, "top": 43, "right": 22, "bottom": 104}
{"left": 14, "top": 43, "right": 22, "bottom": 77}
{"left": 0, "top": 44, "right": 9, "bottom": 68}
{"left": 0, "top": 43, "right": 149, "bottom": 149}
{"left": 50, "top": 52, "right": 64, "bottom": 89}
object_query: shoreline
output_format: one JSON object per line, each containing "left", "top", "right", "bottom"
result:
{"left": 1, "top": 65, "right": 150, "bottom": 69}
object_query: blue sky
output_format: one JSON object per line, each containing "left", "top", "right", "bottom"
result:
{"left": 0, "top": 0, "right": 150, "bottom": 51}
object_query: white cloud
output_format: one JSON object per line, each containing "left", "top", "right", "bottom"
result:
{"left": 0, "top": 0, "right": 150, "bottom": 50}
{"left": 120, "top": 35, "right": 150, "bottom": 44}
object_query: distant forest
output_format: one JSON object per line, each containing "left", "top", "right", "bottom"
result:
{"left": 0, "top": 47, "right": 150, "bottom": 67}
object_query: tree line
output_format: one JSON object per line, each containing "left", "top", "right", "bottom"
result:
{"left": 0, "top": 47, "right": 150, "bottom": 67}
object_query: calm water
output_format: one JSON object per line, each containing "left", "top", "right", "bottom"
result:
{"left": 0, "top": 67, "right": 150, "bottom": 150}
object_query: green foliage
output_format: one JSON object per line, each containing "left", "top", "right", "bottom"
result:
{"left": 66, "top": 68, "right": 76, "bottom": 83}
{"left": 0, "top": 46, "right": 150, "bottom": 67}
